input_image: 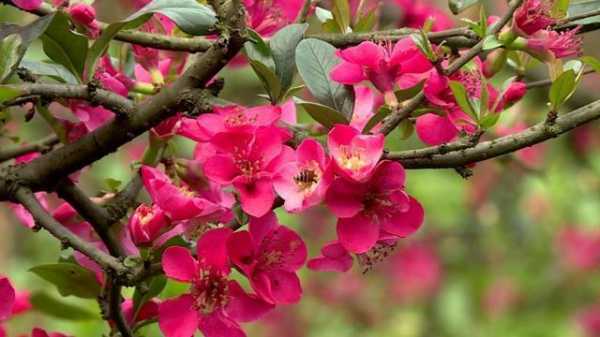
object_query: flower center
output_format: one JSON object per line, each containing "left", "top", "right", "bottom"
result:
{"left": 225, "top": 112, "right": 256, "bottom": 128}
{"left": 362, "top": 192, "right": 394, "bottom": 223}
{"left": 340, "top": 147, "right": 367, "bottom": 171}
{"left": 233, "top": 148, "right": 262, "bottom": 177}
{"left": 293, "top": 163, "right": 321, "bottom": 192}
{"left": 191, "top": 270, "right": 230, "bottom": 315}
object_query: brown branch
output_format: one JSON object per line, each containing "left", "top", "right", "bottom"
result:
{"left": 13, "top": 187, "right": 126, "bottom": 273}
{"left": 387, "top": 98, "right": 600, "bottom": 168}
{"left": 1, "top": 83, "right": 136, "bottom": 116}
{"left": 0, "top": 136, "right": 59, "bottom": 163}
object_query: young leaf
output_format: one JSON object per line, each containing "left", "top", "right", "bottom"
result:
{"left": 270, "top": 24, "right": 308, "bottom": 96}
{"left": 354, "top": 10, "right": 377, "bottom": 32}
{"left": 549, "top": 69, "right": 577, "bottom": 110}
{"left": 125, "top": 0, "right": 217, "bottom": 36}
{"left": 398, "top": 118, "right": 415, "bottom": 139}
{"left": 331, "top": 0, "right": 351, "bottom": 33}
{"left": 363, "top": 105, "right": 391, "bottom": 133}
{"left": 581, "top": 55, "right": 600, "bottom": 73}
{"left": 41, "top": 12, "right": 88, "bottom": 82}
{"left": 295, "top": 98, "right": 349, "bottom": 129}
{"left": 395, "top": 81, "right": 425, "bottom": 102}
{"left": 20, "top": 59, "right": 79, "bottom": 84}
{"left": 449, "top": 80, "right": 477, "bottom": 120}
{"left": 482, "top": 35, "right": 503, "bottom": 51}
{"left": 295, "top": 39, "right": 355, "bottom": 119}
{"left": 0, "top": 14, "right": 54, "bottom": 83}
{"left": 30, "top": 263, "right": 102, "bottom": 299}
{"left": 551, "top": 0, "right": 570, "bottom": 18}
{"left": 249, "top": 59, "right": 282, "bottom": 103}
{"left": 132, "top": 275, "right": 166, "bottom": 320}
{"left": 449, "top": 0, "right": 481, "bottom": 14}
{"left": 30, "top": 292, "right": 96, "bottom": 321}
{"left": 0, "top": 85, "right": 22, "bottom": 105}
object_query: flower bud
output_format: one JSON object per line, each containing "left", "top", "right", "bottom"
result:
{"left": 128, "top": 204, "right": 169, "bottom": 246}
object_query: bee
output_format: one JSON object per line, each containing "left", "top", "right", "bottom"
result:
{"left": 294, "top": 169, "right": 318, "bottom": 186}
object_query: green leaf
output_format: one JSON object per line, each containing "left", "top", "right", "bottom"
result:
{"left": 30, "top": 263, "right": 102, "bottom": 299}
{"left": 363, "top": 105, "right": 391, "bottom": 133}
{"left": 549, "top": 69, "right": 577, "bottom": 110}
{"left": 295, "top": 98, "right": 348, "bottom": 129}
{"left": 0, "top": 85, "right": 22, "bottom": 105}
{"left": 568, "top": 0, "right": 600, "bottom": 24}
{"left": 482, "top": 35, "right": 503, "bottom": 51}
{"left": 41, "top": 12, "right": 88, "bottom": 82}
{"left": 249, "top": 59, "right": 282, "bottom": 103}
{"left": 104, "top": 178, "right": 122, "bottom": 192}
{"left": 0, "top": 14, "right": 55, "bottom": 83}
{"left": 295, "top": 38, "right": 355, "bottom": 119}
{"left": 581, "top": 55, "right": 600, "bottom": 73}
{"left": 411, "top": 31, "right": 436, "bottom": 61}
{"left": 132, "top": 275, "right": 166, "bottom": 320}
{"left": 398, "top": 118, "right": 414, "bottom": 139}
{"left": 30, "top": 292, "right": 96, "bottom": 321}
{"left": 552, "top": 0, "right": 570, "bottom": 18}
{"left": 331, "top": 0, "right": 351, "bottom": 33}
{"left": 394, "top": 81, "right": 425, "bottom": 102}
{"left": 479, "top": 112, "right": 501, "bottom": 129}
{"left": 244, "top": 29, "right": 274, "bottom": 69}
{"left": 449, "top": 80, "right": 477, "bottom": 120}
{"left": 126, "top": 0, "right": 217, "bottom": 36}
{"left": 354, "top": 10, "right": 377, "bottom": 32}
{"left": 20, "top": 59, "right": 79, "bottom": 84}
{"left": 270, "top": 24, "right": 308, "bottom": 96}
{"left": 448, "top": 0, "right": 481, "bottom": 15}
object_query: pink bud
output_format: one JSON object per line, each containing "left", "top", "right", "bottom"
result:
{"left": 68, "top": 3, "right": 96, "bottom": 25}
{"left": 12, "top": 0, "right": 42, "bottom": 11}
{"left": 128, "top": 204, "right": 169, "bottom": 246}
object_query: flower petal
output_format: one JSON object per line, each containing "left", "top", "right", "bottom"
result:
{"left": 162, "top": 246, "right": 197, "bottom": 282}
{"left": 337, "top": 214, "right": 379, "bottom": 253}
{"left": 383, "top": 196, "right": 425, "bottom": 237}
{"left": 233, "top": 175, "right": 275, "bottom": 218}
{"left": 0, "top": 278, "right": 15, "bottom": 321}
{"left": 226, "top": 280, "right": 275, "bottom": 322}
{"left": 197, "top": 227, "right": 233, "bottom": 272}
{"left": 158, "top": 295, "right": 198, "bottom": 337}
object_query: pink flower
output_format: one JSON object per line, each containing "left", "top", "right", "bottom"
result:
{"left": 395, "top": 0, "right": 454, "bottom": 31}
{"left": 577, "top": 304, "right": 600, "bottom": 337}
{"left": 273, "top": 139, "right": 333, "bottom": 212}
{"left": 325, "top": 161, "right": 424, "bottom": 253}
{"left": 179, "top": 104, "right": 284, "bottom": 142}
{"left": 11, "top": 0, "right": 42, "bottom": 10}
{"left": 330, "top": 39, "right": 432, "bottom": 94}
{"left": 416, "top": 67, "right": 526, "bottom": 145}
{"left": 141, "top": 165, "right": 223, "bottom": 221}
{"left": 513, "top": 0, "right": 555, "bottom": 36}
{"left": 386, "top": 242, "right": 441, "bottom": 301}
{"left": 69, "top": 102, "right": 114, "bottom": 131}
{"left": 0, "top": 277, "right": 15, "bottom": 322}
{"left": 556, "top": 227, "right": 600, "bottom": 272}
{"left": 526, "top": 27, "right": 583, "bottom": 60}
{"left": 30, "top": 328, "right": 69, "bottom": 337}
{"left": 68, "top": 3, "right": 101, "bottom": 38}
{"left": 349, "top": 85, "right": 382, "bottom": 132}
{"left": 121, "top": 299, "right": 160, "bottom": 325}
{"left": 243, "top": 0, "right": 305, "bottom": 37}
{"left": 128, "top": 203, "right": 170, "bottom": 246}
{"left": 227, "top": 212, "right": 307, "bottom": 304}
{"left": 159, "top": 228, "right": 274, "bottom": 337}
{"left": 307, "top": 241, "right": 354, "bottom": 272}
{"left": 327, "top": 124, "right": 384, "bottom": 183}
{"left": 203, "top": 127, "right": 293, "bottom": 217}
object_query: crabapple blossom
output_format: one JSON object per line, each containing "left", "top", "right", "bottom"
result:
{"left": 512, "top": 0, "right": 555, "bottom": 36}
{"left": 327, "top": 124, "right": 385, "bottom": 183}
{"left": 68, "top": 3, "right": 100, "bottom": 38}
{"left": 159, "top": 228, "right": 274, "bottom": 337}
{"left": 325, "top": 161, "right": 424, "bottom": 253}
{"left": 227, "top": 212, "right": 307, "bottom": 304}
{"left": 243, "top": 0, "right": 305, "bottom": 37}
{"left": 307, "top": 241, "right": 354, "bottom": 272}
{"left": 128, "top": 203, "right": 170, "bottom": 246}
{"left": 330, "top": 39, "right": 432, "bottom": 96}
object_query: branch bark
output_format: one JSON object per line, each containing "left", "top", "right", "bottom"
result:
{"left": 388, "top": 99, "right": 600, "bottom": 168}
{"left": 0, "top": 136, "right": 58, "bottom": 163}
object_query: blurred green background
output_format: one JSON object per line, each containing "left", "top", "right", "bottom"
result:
{"left": 3, "top": 1, "right": 600, "bottom": 337}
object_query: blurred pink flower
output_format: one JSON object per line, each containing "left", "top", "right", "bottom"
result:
{"left": 394, "top": 0, "right": 454, "bottom": 31}
{"left": 556, "top": 227, "right": 600, "bottom": 272}
{"left": 243, "top": 0, "right": 305, "bottom": 37}
{"left": 11, "top": 0, "right": 42, "bottom": 10}
{"left": 386, "top": 242, "right": 441, "bottom": 302}
{"left": 513, "top": 0, "right": 555, "bottom": 36}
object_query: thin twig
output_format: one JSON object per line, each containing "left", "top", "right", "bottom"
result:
{"left": 0, "top": 136, "right": 59, "bottom": 163}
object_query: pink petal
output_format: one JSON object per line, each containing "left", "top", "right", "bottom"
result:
{"left": 248, "top": 212, "right": 279, "bottom": 243}
{"left": 203, "top": 155, "right": 240, "bottom": 184}
{"left": 199, "top": 311, "right": 245, "bottom": 337}
{"left": 158, "top": 295, "right": 198, "bottom": 337}
{"left": 259, "top": 225, "right": 307, "bottom": 271}
{"left": 307, "top": 241, "right": 353, "bottom": 272}
{"left": 233, "top": 175, "right": 275, "bottom": 218}
{"left": 197, "top": 227, "right": 233, "bottom": 272}
{"left": 13, "top": 0, "right": 42, "bottom": 10}
{"left": 0, "top": 278, "right": 15, "bottom": 321}
{"left": 227, "top": 231, "right": 256, "bottom": 274}
{"left": 162, "top": 246, "right": 197, "bottom": 282}
{"left": 370, "top": 160, "right": 406, "bottom": 192}
{"left": 252, "top": 270, "right": 302, "bottom": 304}
{"left": 339, "top": 41, "right": 385, "bottom": 68}
{"left": 226, "top": 281, "right": 275, "bottom": 322}
{"left": 415, "top": 113, "right": 458, "bottom": 145}
{"left": 330, "top": 62, "right": 366, "bottom": 84}
{"left": 280, "top": 99, "right": 297, "bottom": 125}
{"left": 337, "top": 214, "right": 379, "bottom": 253}
{"left": 325, "top": 178, "right": 365, "bottom": 218}
{"left": 383, "top": 196, "right": 425, "bottom": 237}
{"left": 297, "top": 138, "right": 327, "bottom": 167}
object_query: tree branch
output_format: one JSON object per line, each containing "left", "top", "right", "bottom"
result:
{"left": 0, "top": 136, "right": 59, "bottom": 163}
{"left": 12, "top": 187, "right": 126, "bottom": 273}
{"left": 388, "top": 99, "right": 600, "bottom": 168}
{"left": 1, "top": 83, "right": 136, "bottom": 116}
